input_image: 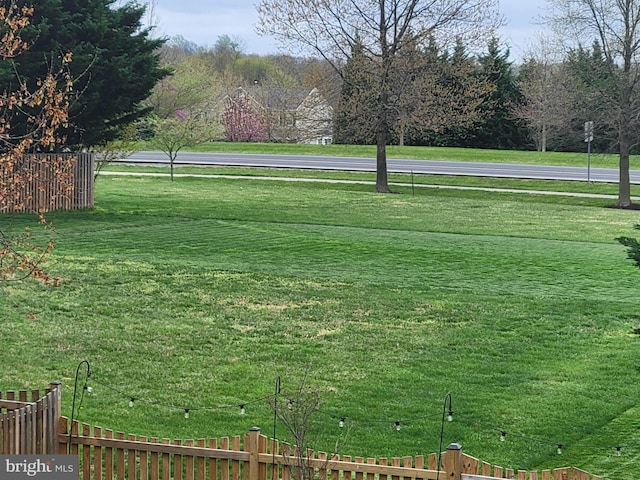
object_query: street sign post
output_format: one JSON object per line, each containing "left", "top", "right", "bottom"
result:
{"left": 584, "top": 121, "right": 594, "bottom": 183}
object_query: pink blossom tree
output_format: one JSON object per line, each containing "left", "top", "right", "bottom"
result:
{"left": 222, "top": 96, "right": 268, "bottom": 142}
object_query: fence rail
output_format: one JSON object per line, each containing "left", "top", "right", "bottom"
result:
{"left": 0, "top": 385, "right": 608, "bottom": 480}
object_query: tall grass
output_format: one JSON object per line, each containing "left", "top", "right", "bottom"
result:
{"left": 2, "top": 174, "right": 640, "bottom": 479}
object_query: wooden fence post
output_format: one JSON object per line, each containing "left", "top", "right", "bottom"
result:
{"left": 441, "top": 443, "right": 462, "bottom": 480}
{"left": 249, "top": 427, "right": 261, "bottom": 480}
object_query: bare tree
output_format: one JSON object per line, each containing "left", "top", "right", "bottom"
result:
{"left": 269, "top": 379, "right": 350, "bottom": 480}
{"left": 517, "top": 36, "right": 576, "bottom": 152}
{"left": 257, "top": 0, "right": 501, "bottom": 193}
{"left": 91, "top": 123, "right": 138, "bottom": 181}
{"left": 547, "top": 0, "right": 640, "bottom": 207}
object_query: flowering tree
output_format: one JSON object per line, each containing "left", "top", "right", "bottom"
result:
{"left": 0, "top": 3, "right": 74, "bottom": 284}
{"left": 222, "top": 96, "right": 268, "bottom": 142}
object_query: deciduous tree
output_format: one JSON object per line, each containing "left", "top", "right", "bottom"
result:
{"left": 333, "top": 41, "right": 377, "bottom": 145}
{"left": 222, "top": 96, "right": 269, "bottom": 142}
{"left": 517, "top": 37, "right": 573, "bottom": 152}
{"left": 146, "top": 54, "right": 218, "bottom": 120}
{"left": 144, "top": 53, "right": 220, "bottom": 180}
{"left": 548, "top": 0, "right": 640, "bottom": 207}
{"left": 0, "top": 3, "right": 74, "bottom": 284}
{"left": 147, "top": 109, "right": 217, "bottom": 181}
{"left": 92, "top": 123, "right": 138, "bottom": 180}
{"left": 257, "top": 0, "right": 501, "bottom": 192}
{"left": 411, "top": 39, "right": 493, "bottom": 147}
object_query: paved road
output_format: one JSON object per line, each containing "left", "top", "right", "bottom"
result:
{"left": 121, "top": 151, "right": 640, "bottom": 184}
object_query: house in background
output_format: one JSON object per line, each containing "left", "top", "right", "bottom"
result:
{"left": 293, "top": 88, "right": 334, "bottom": 145}
{"left": 215, "top": 86, "right": 333, "bottom": 144}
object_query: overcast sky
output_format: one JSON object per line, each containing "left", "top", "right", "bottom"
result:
{"left": 151, "top": 0, "right": 550, "bottom": 62}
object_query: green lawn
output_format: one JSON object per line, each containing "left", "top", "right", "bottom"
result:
{"left": 3, "top": 173, "right": 640, "bottom": 479}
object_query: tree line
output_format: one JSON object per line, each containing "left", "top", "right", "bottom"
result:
{"left": 153, "top": 33, "right": 624, "bottom": 157}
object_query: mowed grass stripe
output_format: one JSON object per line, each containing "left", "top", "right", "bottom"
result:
{"left": 55, "top": 213, "right": 637, "bottom": 302}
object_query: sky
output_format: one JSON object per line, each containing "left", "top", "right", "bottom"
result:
{"left": 151, "top": 0, "right": 550, "bottom": 62}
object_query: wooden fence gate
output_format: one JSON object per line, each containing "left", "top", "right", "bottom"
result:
{"left": 0, "top": 381, "right": 61, "bottom": 454}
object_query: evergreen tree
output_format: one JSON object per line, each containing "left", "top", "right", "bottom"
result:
{"left": 420, "top": 39, "right": 492, "bottom": 148}
{"left": 388, "top": 34, "right": 432, "bottom": 146}
{"left": 558, "top": 42, "right": 616, "bottom": 153}
{"left": 333, "top": 40, "right": 377, "bottom": 145}
{"left": 466, "top": 38, "right": 529, "bottom": 150}
{"left": 5, "top": 0, "right": 169, "bottom": 148}
{"left": 435, "top": 39, "right": 479, "bottom": 146}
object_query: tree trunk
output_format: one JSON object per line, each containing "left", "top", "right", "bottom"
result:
{"left": 375, "top": 88, "right": 391, "bottom": 193}
{"left": 617, "top": 56, "right": 633, "bottom": 207}
{"left": 617, "top": 136, "right": 632, "bottom": 207}
{"left": 375, "top": 130, "right": 391, "bottom": 193}
{"left": 170, "top": 153, "right": 176, "bottom": 182}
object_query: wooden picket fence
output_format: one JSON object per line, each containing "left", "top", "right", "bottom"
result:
{"left": 1, "top": 152, "right": 94, "bottom": 213}
{"left": 0, "top": 384, "right": 607, "bottom": 480}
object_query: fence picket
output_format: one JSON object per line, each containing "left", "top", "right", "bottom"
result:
{"left": 379, "top": 457, "right": 388, "bottom": 480}
{"left": 355, "top": 456, "right": 364, "bottom": 480}
{"left": 391, "top": 457, "right": 400, "bottom": 480}
{"left": 83, "top": 424, "right": 92, "bottom": 480}
{"left": 128, "top": 434, "right": 137, "bottom": 480}
{"left": 366, "top": 457, "right": 376, "bottom": 480}
{"left": 163, "top": 438, "right": 172, "bottom": 480}
{"left": 257, "top": 432, "right": 267, "bottom": 480}
{"left": 232, "top": 436, "right": 241, "bottom": 480}
{"left": 94, "top": 426, "right": 103, "bottom": 480}
{"left": 176, "top": 439, "right": 184, "bottom": 480}
{"left": 140, "top": 436, "right": 149, "bottom": 480}
{"left": 105, "top": 429, "right": 114, "bottom": 479}
{"left": 282, "top": 442, "right": 291, "bottom": 480}
{"left": 221, "top": 437, "right": 230, "bottom": 480}
{"left": 198, "top": 439, "right": 207, "bottom": 480}
{"left": 209, "top": 437, "right": 218, "bottom": 480}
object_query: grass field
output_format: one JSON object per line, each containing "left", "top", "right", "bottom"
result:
{"left": 3, "top": 167, "right": 640, "bottom": 479}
